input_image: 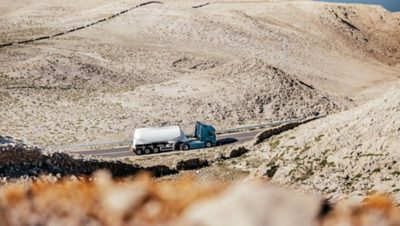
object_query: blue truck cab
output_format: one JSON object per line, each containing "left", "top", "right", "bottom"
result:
{"left": 179, "top": 121, "right": 217, "bottom": 150}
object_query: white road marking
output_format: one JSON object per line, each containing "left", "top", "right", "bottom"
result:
{"left": 92, "top": 150, "right": 131, "bottom": 155}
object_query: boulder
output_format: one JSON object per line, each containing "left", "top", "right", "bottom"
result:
{"left": 183, "top": 182, "right": 322, "bottom": 226}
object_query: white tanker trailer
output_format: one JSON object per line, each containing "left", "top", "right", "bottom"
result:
{"left": 131, "top": 122, "right": 217, "bottom": 155}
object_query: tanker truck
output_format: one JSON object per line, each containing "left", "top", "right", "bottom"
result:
{"left": 131, "top": 122, "right": 217, "bottom": 155}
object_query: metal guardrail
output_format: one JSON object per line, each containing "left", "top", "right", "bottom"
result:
{"left": 46, "top": 117, "right": 309, "bottom": 151}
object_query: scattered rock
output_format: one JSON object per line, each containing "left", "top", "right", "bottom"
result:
{"left": 146, "top": 165, "right": 179, "bottom": 177}
{"left": 229, "top": 146, "right": 249, "bottom": 158}
{"left": 176, "top": 158, "right": 209, "bottom": 170}
{"left": 0, "top": 136, "right": 144, "bottom": 178}
{"left": 265, "top": 164, "right": 279, "bottom": 178}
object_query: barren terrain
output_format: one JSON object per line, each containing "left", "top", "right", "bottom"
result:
{"left": 246, "top": 85, "right": 400, "bottom": 201}
{"left": 1, "top": 1, "right": 400, "bottom": 225}
{"left": 1, "top": 0, "right": 399, "bottom": 146}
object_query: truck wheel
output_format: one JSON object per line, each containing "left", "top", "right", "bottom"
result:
{"left": 205, "top": 142, "right": 212, "bottom": 148}
{"left": 181, "top": 144, "right": 190, "bottom": 151}
{"left": 153, "top": 147, "right": 160, "bottom": 153}
{"left": 144, "top": 147, "right": 152, "bottom": 154}
{"left": 135, "top": 149, "right": 143, "bottom": 155}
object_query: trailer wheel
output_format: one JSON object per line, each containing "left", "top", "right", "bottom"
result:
{"left": 181, "top": 144, "right": 190, "bottom": 151}
{"left": 205, "top": 141, "right": 212, "bottom": 148}
{"left": 153, "top": 147, "right": 160, "bottom": 153}
{"left": 135, "top": 149, "right": 143, "bottom": 155}
{"left": 144, "top": 147, "right": 152, "bottom": 154}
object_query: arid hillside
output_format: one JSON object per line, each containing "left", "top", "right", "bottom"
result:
{"left": 0, "top": 0, "right": 399, "bottom": 146}
{"left": 240, "top": 85, "right": 400, "bottom": 202}
{"left": 1, "top": 1, "right": 400, "bottom": 225}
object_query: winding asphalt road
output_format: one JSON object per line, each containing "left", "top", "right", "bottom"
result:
{"left": 74, "top": 129, "right": 263, "bottom": 158}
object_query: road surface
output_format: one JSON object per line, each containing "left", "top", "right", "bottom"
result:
{"left": 74, "top": 129, "right": 262, "bottom": 158}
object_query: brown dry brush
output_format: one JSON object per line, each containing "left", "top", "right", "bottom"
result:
{"left": 0, "top": 171, "right": 225, "bottom": 226}
{"left": 0, "top": 171, "right": 398, "bottom": 226}
{"left": 322, "top": 193, "right": 400, "bottom": 226}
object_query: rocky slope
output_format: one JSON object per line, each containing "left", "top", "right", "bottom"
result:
{"left": 207, "top": 58, "right": 347, "bottom": 120}
{"left": 0, "top": 136, "right": 143, "bottom": 179}
{"left": 129, "top": 58, "right": 347, "bottom": 130}
{"left": 320, "top": 3, "right": 400, "bottom": 66}
{"left": 1, "top": 0, "right": 399, "bottom": 146}
{"left": 247, "top": 87, "right": 400, "bottom": 201}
